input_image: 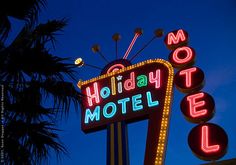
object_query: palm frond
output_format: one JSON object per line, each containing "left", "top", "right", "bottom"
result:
{"left": 0, "top": 47, "right": 76, "bottom": 86}
{"left": 0, "top": 0, "right": 46, "bottom": 42}
{"left": 6, "top": 83, "right": 56, "bottom": 122}
{"left": 10, "top": 18, "right": 67, "bottom": 49}
{"left": 26, "top": 121, "right": 67, "bottom": 164}
{"left": 1, "top": 3, "right": 80, "bottom": 163}
{"left": 39, "top": 79, "right": 82, "bottom": 117}
{"left": 2, "top": 0, "right": 46, "bottom": 21}
{"left": 32, "top": 19, "right": 67, "bottom": 48}
{"left": 5, "top": 120, "right": 67, "bottom": 164}
{"left": 0, "top": 15, "right": 11, "bottom": 41}
{"left": 5, "top": 137, "right": 31, "bottom": 165}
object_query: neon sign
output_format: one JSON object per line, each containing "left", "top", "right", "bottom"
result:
{"left": 188, "top": 123, "right": 228, "bottom": 160}
{"left": 80, "top": 59, "right": 174, "bottom": 164}
{"left": 165, "top": 29, "right": 228, "bottom": 161}
{"left": 80, "top": 59, "right": 173, "bottom": 131}
{"left": 78, "top": 28, "right": 228, "bottom": 164}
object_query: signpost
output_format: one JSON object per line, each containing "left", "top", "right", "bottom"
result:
{"left": 79, "top": 59, "right": 174, "bottom": 164}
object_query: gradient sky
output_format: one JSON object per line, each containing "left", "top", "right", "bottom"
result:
{"left": 9, "top": 0, "right": 236, "bottom": 164}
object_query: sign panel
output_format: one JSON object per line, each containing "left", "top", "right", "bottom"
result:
{"left": 80, "top": 59, "right": 174, "bottom": 133}
{"left": 174, "top": 66, "right": 204, "bottom": 93}
{"left": 188, "top": 123, "right": 228, "bottom": 161}
{"left": 180, "top": 91, "right": 215, "bottom": 123}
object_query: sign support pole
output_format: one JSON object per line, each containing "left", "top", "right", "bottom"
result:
{"left": 107, "top": 121, "right": 129, "bottom": 165}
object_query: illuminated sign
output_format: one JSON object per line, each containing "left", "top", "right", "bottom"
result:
{"left": 188, "top": 123, "right": 228, "bottom": 161}
{"left": 165, "top": 28, "right": 228, "bottom": 162}
{"left": 180, "top": 91, "right": 215, "bottom": 123}
{"left": 80, "top": 59, "right": 173, "bottom": 131}
{"left": 80, "top": 59, "right": 174, "bottom": 164}
{"left": 78, "top": 28, "right": 228, "bottom": 164}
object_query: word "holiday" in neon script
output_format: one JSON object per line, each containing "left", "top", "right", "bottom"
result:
{"left": 80, "top": 59, "right": 173, "bottom": 132}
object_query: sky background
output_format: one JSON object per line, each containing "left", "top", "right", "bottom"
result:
{"left": 9, "top": 0, "right": 236, "bottom": 164}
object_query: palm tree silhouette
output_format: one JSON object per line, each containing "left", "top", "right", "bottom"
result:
{"left": 0, "top": 0, "right": 81, "bottom": 164}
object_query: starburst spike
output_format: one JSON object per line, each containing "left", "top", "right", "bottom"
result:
{"left": 112, "top": 33, "right": 121, "bottom": 59}
{"left": 123, "top": 28, "right": 143, "bottom": 59}
{"left": 75, "top": 57, "right": 102, "bottom": 70}
{"left": 91, "top": 44, "right": 109, "bottom": 63}
{"left": 130, "top": 28, "right": 164, "bottom": 62}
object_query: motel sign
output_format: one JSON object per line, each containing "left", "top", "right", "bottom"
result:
{"left": 77, "top": 28, "right": 228, "bottom": 165}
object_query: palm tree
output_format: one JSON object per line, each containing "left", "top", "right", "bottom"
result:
{"left": 0, "top": 0, "right": 81, "bottom": 164}
{"left": 0, "top": 0, "right": 46, "bottom": 41}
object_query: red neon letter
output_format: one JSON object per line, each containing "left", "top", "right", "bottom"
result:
{"left": 86, "top": 82, "right": 100, "bottom": 106}
{"left": 187, "top": 92, "right": 207, "bottom": 118}
{"left": 201, "top": 126, "right": 220, "bottom": 153}
{"left": 124, "top": 72, "right": 135, "bottom": 90}
{"left": 167, "top": 29, "right": 186, "bottom": 45}
{"left": 149, "top": 69, "right": 161, "bottom": 89}
{"left": 172, "top": 46, "right": 193, "bottom": 64}
{"left": 179, "top": 67, "right": 197, "bottom": 88}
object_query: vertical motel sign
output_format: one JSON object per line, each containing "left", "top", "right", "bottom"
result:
{"left": 80, "top": 59, "right": 174, "bottom": 165}
{"left": 165, "top": 29, "right": 228, "bottom": 161}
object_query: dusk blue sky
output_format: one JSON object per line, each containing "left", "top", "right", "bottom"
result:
{"left": 9, "top": 0, "right": 236, "bottom": 164}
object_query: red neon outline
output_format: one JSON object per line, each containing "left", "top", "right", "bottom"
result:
{"left": 123, "top": 33, "right": 140, "bottom": 59}
{"left": 167, "top": 29, "right": 186, "bottom": 45}
{"left": 107, "top": 64, "right": 125, "bottom": 73}
{"left": 179, "top": 67, "right": 197, "bottom": 88}
{"left": 86, "top": 82, "right": 100, "bottom": 106}
{"left": 172, "top": 46, "right": 193, "bottom": 64}
{"left": 124, "top": 72, "right": 135, "bottom": 90}
{"left": 201, "top": 126, "right": 220, "bottom": 153}
{"left": 149, "top": 69, "right": 161, "bottom": 89}
{"left": 187, "top": 92, "right": 207, "bottom": 118}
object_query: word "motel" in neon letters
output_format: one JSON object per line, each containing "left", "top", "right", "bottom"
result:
{"left": 80, "top": 60, "right": 172, "bottom": 132}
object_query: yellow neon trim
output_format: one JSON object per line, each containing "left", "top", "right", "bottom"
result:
{"left": 78, "top": 59, "right": 172, "bottom": 87}
{"left": 154, "top": 60, "right": 174, "bottom": 165}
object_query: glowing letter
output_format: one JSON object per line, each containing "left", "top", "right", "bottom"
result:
{"left": 167, "top": 29, "right": 186, "bottom": 45}
{"left": 137, "top": 75, "right": 147, "bottom": 87}
{"left": 179, "top": 67, "right": 197, "bottom": 88}
{"left": 201, "top": 126, "right": 220, "bottom": 153}
{"left": 187, "top": 92, "right": 207, "bottom": 117}
{"left": 85, "top": 106, "right": 100, "bottom": 124}
{"left": 118, "top": 97, "right": 130, "bottom": 114}
{"left": 103, "top": 102, "right": 117, "bottom": 118}
{"left": 111, "top": 76, "right": 116, "bottom": 95}
{"left": 172, "top": 46, "right": 193, "bottom": 64}
{"left": 132, "top": 94, "right": 143, "bottom": 111}
{"left": 117, "top": 75, "right": 123, "bottom": 94}
{"left": 86, "top": 82, "right": 100, "bottom": 106}
{"left": 146, "top": 91, "right": 159, "bottom": 107}
{"left": 124, "top": 72, "right": 135, "bottom": 91}
{"left": 149, "top": 69, "right": 161, "bottom": 89}
{"left": 100, "top": 87, "right": 111, "bottom": 99}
